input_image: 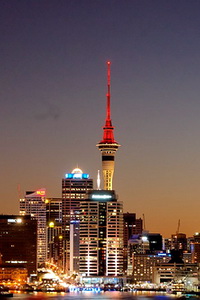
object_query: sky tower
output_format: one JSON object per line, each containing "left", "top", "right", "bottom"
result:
{"left": 97, "top": 62, "right": 120, "bottom": 190}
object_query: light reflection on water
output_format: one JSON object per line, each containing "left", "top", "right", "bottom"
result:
{"left": 12, "top": 291, "right": 180, "bottom": 300}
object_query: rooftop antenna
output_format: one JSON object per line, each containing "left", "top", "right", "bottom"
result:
{"left": 176, "top": 219, "right": 180, "bottom": 235}
{"left": 97, "top": 170, "right": 101, "bottom": 190}
{"left": 143, "top": 213, "right": 146, "bottom": 231}
{"left": 17, "top": 184, "right": 22, "bottom": 199}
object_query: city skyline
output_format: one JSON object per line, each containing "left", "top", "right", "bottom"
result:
{"left": 1, "top": 1, "right": 200, "bottom": 237}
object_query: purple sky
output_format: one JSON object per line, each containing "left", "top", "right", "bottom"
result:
{"left": 1, "top": 0, "right": 200, "bottom": 237}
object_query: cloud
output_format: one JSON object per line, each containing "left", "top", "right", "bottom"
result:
{"left": 34, "top": 101, "right": 61, "bottom": 120}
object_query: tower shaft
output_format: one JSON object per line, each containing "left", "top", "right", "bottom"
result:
{"left": 97, "top": 62, "right": 120, "bottom": 190}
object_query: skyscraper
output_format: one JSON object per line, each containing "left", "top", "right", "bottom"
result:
{"left": 123, "top": 213, "right": 143, "bottom": 273}
{"left": 62, "top": 168, "right": 93, "bottom": 274}
{"left": 191, "top": 232, "right": 200, "bottom": 263}
{"left": 20, "top": 188, "right": 47, "bottom": 266}
{"left": 46, "top": 197, "right": 62, "bottom": 225}
{"left": 45, "top": 198, "right": 62, "bottom": 266}
{"left": 171, "top": 233, "right": 187, "bottom": 251}
{"left": 79, "top": 190, "right": 123, "bottom": 278}
{"left": 97, "top": 62, "right": 120, "bottom": 190}
{"left": 0, "top": 215, "right": 37, "bottom": 275}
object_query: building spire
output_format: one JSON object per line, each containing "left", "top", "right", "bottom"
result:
{"left": 100, "top": 61, "right": 117, "bottom": 144}
{"left": 106, "top": 61, "right": 111, "bottom": 122}
{"left": 97, "top": 170, "right": 101, "bottom": 190}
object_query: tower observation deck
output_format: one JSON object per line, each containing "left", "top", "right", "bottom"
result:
{"left": 97, "top": 62, "right": 120, "bottom": 190}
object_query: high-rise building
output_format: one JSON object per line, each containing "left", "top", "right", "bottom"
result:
{"left": 193, "top": 232, "right": 200, "bottom": 243}
{"left": 62, "top": 168, "right": 93, "bottom": 274}
{"left": 148, "top": 233, "right": 163, "bottom": 252}
{"left": 123, "top": 213, "right": 143, "bottom": 274}
{"left": 20, "top": 188, "right": 47, "bottom": 266}
{"left": 191, "top": 243, "right": 200, "bottom": 263}
{"left": 45, "top": 198, "right": 62, "bottom": 267}
{"left": 0, "top": 215, "right": 37, "bottom": 275}
{"left": 97, "top": 62, "right": 120, "bottom": 190}
{"left": 171, "top": 233, "right": 187, "bottom": 251}
{"left": 123, "top": 213, "right": 143, "bottom": 243}
{"left": 190, "top": 232, "right": 200, "bottom": 263}
{"left": 46, "top": 197, "right": 62, "bottom": 224}
{"left": 79, "top": 190, "right": 123, "bottom": 278}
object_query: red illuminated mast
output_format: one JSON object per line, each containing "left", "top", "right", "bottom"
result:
{"left": 106, "top": 61, "right": 111, "bottom": 122}
{"left": 100, "top": 61, "right": 117, "bottom": 144}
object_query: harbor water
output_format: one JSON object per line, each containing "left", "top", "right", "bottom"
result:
{"left": 11, "top": 291, "right": 187, "bottom": 299}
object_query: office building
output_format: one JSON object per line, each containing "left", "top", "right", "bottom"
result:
{"left": 193, "top": 232, "right": 200, "bottom": 243}
{"left": 163, "top": 238, "right": 172, "bottom": 252}
{"left": 183, "top": 252, "right": 192, "bottom": 263}
{"left": 191, "top": 243, "right": 200, "bottom": 263}
{"left": 79, "top": 190, "right": 123, "bottom": 278}
{"left": 190, "top": 233, "right": 200, "bottom": 263}
{"left": 171, "top": 233, "right": 187, "bottom": 251}
{"left": 62, "top": 168, "right": 93, "bottom": 274}
{"left": 20, "top": 189, "right": 47, "bottom": 266}
{"left": 147, "top": 233, "right": 163, "bottom": 252}
{"left": 45, "top": 198, "right": 62, "bottom": 266}
{"left": 123, "top": 213, "right": 143, "bottom": 273}
{"left": 153, "top": 262, "right": 199, "bottom": 286}
{"left": 0, "top": 215, "right": 37, "bottom": 275}
{"left": 46, "top": 197, "right": 62, "bottom": 224}
{"left": 133, "top": 252, "right": 171, "bottom": 282}
{"left": 123, "top": 213, "right": 143, "bottom": 242}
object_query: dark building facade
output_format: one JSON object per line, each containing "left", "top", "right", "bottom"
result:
{"left": 46, "top": 197, "right": 62, "bottom": 224}
{"left": 123, "top": 213, "right": 143, "bottom": 244}
{"left": 0, "top": 215, "right": 37, "bottom": 275}
{"left": 171, "top": 233, "right": 187, "bottom": 251}
{"left": 190, "top": 232, "right": 200, "bottom": 263}
{"left": 148, "top": 233, "right": 163, "bottom": 252}
{"left": 45, "top": 198, "right": 62, "bottom": 267}
{"left": 123, "top": 213, "right": 143, "bottom": 273}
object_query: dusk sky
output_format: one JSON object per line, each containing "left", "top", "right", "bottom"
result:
{"left": 1, "top": 0, "right": 200, "bottom": 237}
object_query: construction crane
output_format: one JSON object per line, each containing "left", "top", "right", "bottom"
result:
{"left": 176, "top": 219, "right": 180, "bottom": 235}
{"left": 17, "top": 184, "right": 22, "bottom": 200}
{"left": 143, "top": 214, "right": 146, "bottom": 231}
{"left": 174, "top": 219, "right": 180, "bottom": 250}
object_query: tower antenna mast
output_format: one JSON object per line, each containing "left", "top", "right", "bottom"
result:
{"left": 106, "top": 61, "right": 111, "bottom": 121}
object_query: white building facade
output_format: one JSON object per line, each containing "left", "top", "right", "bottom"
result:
{"left": 79, "top": 190, "right": 123, "bottom": 277}
{"left": 20, "top": 188, "right": 47, "bottom": 266}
